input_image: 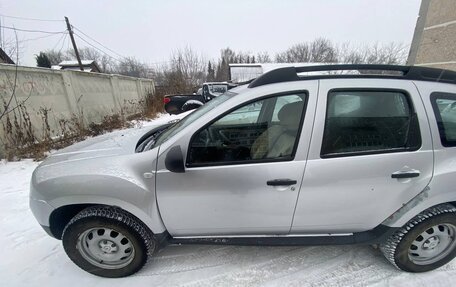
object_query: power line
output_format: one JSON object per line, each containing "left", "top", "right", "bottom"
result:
{"left": 0, "top": 14, "right": 63, "bottom": 22}
{"left": 1, "top": 26, "right": 65, "bottom": 34}
{"left": 20, "top": 33, "right": 61, "bottom": 43}
{"left": 58, "top": 32, "right": 68, "bottom": 54}
{"left": 73, "top": 26, "right": 125, "bottom": 59}
{"left": 52, "top": 31, "right": 67, "bottom": 50}
{"left": 69, "top": 25, "right": 172, "bottom": 67}
{"left": 73, "top": 33, "right": 122, "bottom": 62}
{"left": 72, "top": 26, "right": 172, "bottom": 66}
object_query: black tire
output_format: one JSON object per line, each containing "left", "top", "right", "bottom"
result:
{"left": 62, "top": 206, "right": 156, "bottom": 278}
{"left": 181, "top": 103, "right": 202, "bottom": 112}
{"left": 380, "top": 203, "right": 456, "bottom": 272}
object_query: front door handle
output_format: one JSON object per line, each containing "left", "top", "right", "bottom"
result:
{"left": 267, "top": 179, "right": 297, "bottom": 186}
{"left": 391, "top": 170, "right": 420, "bottom": 179}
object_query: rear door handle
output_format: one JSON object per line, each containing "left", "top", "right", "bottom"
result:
{"left": 391, "top": 170, "right": 420, "bottom": 179}
{"left": 267, "top": 179, "right": 297, "bottom": 186}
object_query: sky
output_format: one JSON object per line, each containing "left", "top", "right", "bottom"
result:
{"left": 0, "top": 0, "right": 421, "bottom": 67}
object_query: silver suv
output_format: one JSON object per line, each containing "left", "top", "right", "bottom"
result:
{"left": 30, "top": 65, "right": 456, "bottom": 277}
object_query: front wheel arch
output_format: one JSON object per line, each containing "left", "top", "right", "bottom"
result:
{"left": 49, "top": 204, "right": 95, "bottom": 239}
{"left": 49, "top": 203, "right": 158, "bottom": 240}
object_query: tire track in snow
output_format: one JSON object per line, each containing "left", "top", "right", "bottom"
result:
{"left": 135, "top": 246, "right": 239, "bottom": 276}
{"left": 182, "top": 245, "right": 352, "bottom": 287}
{"left": 136, "top": 245, "right": 302, "bottom": 277}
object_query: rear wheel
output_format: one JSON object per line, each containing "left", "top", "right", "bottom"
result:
{"left": 380, "top": 204, "right": 456, "bottom": 272}
{"left": 62, "top": 206, "right": 156, "bottom": 277}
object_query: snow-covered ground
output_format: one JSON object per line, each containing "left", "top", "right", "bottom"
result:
{"left": 2, "top": 113, "right": 456, "bottom": 286}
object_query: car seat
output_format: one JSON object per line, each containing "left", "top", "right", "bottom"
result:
{"left": 250, "top": 101, "right": 304, "bottom": 159}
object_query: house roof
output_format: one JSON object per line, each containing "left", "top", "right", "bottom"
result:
{"left": 59, "top": 60, "right": 96, "bottom": 66}
{"left": 229, "top": 62, "right": 332, "bottom": 82}
{"left": 0, "top": 47, "right": 14, "bottom": 64}
{"left": 55, "top": 60, "right": 101, "bottom": 72}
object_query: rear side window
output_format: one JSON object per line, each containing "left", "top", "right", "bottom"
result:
{"left": 321, "top": 90, "right": 421, "bottom": 157}
{"left": 431, "top": 92, "right": 456, "bottom": 147}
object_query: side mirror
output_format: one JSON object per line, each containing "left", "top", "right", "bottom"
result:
{"left": 165, "top": 145, "right": 185, "bottom": 173}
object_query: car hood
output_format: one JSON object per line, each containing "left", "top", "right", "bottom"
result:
{"left": 39, "top": 126, "right": 155, "bottom": 168}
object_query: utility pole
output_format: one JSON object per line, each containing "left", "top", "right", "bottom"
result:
{"left": 0, "top": 17, "right": 3, "bottom": 49}
{"left": 64, "top": 16, "right": 84, "bottom": 71}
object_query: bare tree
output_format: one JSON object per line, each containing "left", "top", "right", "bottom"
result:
{"left": 115, "top": 56, "right": 148, "bottom": 78}
{"left": 0, "top": 30, "right": 20, "bottom": 121}
{"left": 169, "top": 47, "right": 206, "bottom": 88}
{"left": 67, "top": 47, "right": 115, "bottom": 73}
{"left": 0, "top": 36, "right": 23, "bottom": 64}
{"left": 256, "top": 51, "right": 272, "bottom": 63}
{"left": 42, "top": 47, "right": 117, "bottom": 72}
{"left": 275, "top": 38, "right": 338, "bottom": 63}
{"left": 337, "top": 42, "right": 408, "bottom": 65}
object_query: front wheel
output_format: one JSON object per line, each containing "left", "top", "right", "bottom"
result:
{"left": 62, "top": 206, "right": 156, "bottom": 277}
{"left": 380, "top": 204, "right": 456, "bottom": 272}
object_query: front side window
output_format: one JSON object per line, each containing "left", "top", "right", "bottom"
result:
{"left": 188, "top": 93, "right": 307, "bottom": 166}
{"left": 431, "top": 92, "right": 456, "bottom": 147}
{"left": 321, "top": 90, "right": 421, "bottom": 157}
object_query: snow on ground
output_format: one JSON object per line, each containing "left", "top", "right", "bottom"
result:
{"left": 2, "top": 113, "right": 456, "bottom": 286}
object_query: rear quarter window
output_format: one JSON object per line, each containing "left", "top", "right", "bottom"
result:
{"left": 431, "top": 92, "right": 456, "bottom": 147}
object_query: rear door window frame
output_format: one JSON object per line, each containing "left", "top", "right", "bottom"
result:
{"left": 320, "top": 88, "right": 422, "bottom": 158}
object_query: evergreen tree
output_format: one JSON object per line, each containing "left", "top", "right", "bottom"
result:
{"left": 35, "top": 52, "right": 52, "bottom": 68}
{"left": 207, "top": 61, "right": 215, "bottom": 81}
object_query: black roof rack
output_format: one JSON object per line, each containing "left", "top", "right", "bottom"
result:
{"left": 248, "top": 64, "right": 456, "bottom": 88}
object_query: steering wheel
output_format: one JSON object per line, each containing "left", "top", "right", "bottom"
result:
{"left": 218, "top": 130, "right": 233, "bottom": 145}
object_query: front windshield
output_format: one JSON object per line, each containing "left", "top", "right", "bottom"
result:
{"left": 153, "top": 91, "right": 237, "bottom": 147}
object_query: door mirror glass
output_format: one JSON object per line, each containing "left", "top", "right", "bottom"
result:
{"left": 165, "top": 145, "right": 185, "bottom": 173}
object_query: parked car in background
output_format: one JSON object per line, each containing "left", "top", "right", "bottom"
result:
{"left": 164, "top": 82, "right": 237, "bottom": 114}
{"left": 30, "top": 64, "right": 456, "bottom": 278}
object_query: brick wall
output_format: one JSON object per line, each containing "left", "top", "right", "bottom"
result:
{"left": 408, "top": 0, "right": 456, "bottom": 71}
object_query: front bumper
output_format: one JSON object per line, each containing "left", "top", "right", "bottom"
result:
{"left": 29, "top": 196, "right": 54, "bottom": 227}
{"left": 39, "top": 224, "right": 54, "bottom": 237}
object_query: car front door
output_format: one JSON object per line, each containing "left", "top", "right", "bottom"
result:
{"left": 155, "top": 85, "right": 317, "bottom": 237}
{"left": 291, "top": 79, "right": 434, "bottom": 234}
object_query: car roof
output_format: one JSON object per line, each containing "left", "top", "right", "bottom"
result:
{"left": 248, "top": 64, "right": 456, "bottom": 88}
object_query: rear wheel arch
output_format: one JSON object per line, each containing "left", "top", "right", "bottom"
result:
{"left": 382, "top": 190, "right": 456, "bottom": 228}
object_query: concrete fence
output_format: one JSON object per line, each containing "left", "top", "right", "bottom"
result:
{"left": 0, "top": 64, "right": 155, "bottom": 150}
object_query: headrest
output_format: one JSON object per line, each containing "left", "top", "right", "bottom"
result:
{"left": 278, "top": 101, "right": 304, "bottom": 126}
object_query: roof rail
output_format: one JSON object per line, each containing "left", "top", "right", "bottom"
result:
{"left": 248, "top": 64, "right": 456, "bottom": 88}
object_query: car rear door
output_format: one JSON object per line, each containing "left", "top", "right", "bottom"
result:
{"left": 291, "top": 79, "right": 433, "bottom": 234}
